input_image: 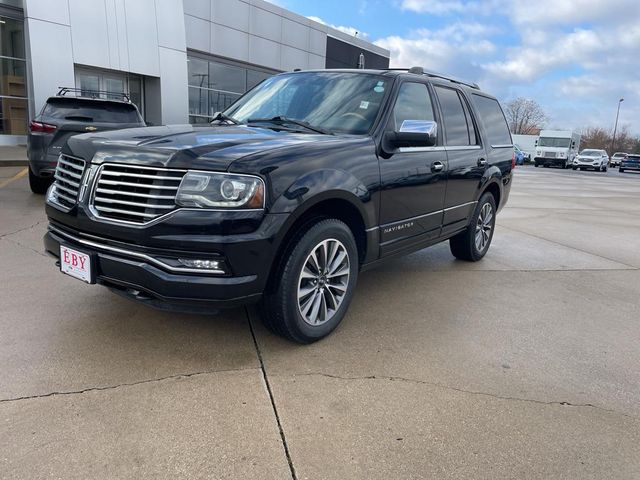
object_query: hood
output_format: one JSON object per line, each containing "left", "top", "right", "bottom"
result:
{"left": 65, "top": 124, "right": 349, "bottom": 171}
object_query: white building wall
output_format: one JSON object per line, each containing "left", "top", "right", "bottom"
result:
{"left": 24, "top": 0, "right": 189, "bottom": 124}
{"left": 184, "top": 0, "right": 338, "bottom": 72}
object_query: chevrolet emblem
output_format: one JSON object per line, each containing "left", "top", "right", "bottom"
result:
{"left": 85, "top": 126, "right": 98, "bottom": 131}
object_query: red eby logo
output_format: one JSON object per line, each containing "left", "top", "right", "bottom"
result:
{"left": 63, "top": 249, "right": 86, "bottom": 269}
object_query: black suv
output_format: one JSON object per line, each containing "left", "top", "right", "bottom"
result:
{"left": 44, "top": 68, "right": 513, "bottom": 343}
{"left": 28, "top": 88, "right": 145, "bottom": 194}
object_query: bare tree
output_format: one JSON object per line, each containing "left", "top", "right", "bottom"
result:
{"left": 505, "top": 97, "right": 548, "bottom": 135}
{"left": 580, "top": 127, "right": 610, "bottom": 151}
{"left": 580, "top": 126, "right": 636, "bottom": 154}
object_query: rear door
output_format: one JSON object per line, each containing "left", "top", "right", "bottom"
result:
{"left": 378, "top": 80, "right": 448, "bottom": 254}
{"left": 433, "top": 85, "right": 484, "bottom": 236}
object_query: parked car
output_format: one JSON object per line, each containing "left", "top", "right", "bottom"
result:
{"left": 619, "top": 153, "right": 640, "bottom": 173}
{"left": 610, "top": 152, "right": 628, "bottom": 167}
{"left": 44, "top": 67, "right": 513, "bottom": 343}
{"left": 572, "top": 149, "right": 609, "bottom": 172}
{"left": 514, "top": 144, "right": 530, "bottom": 164}
{"left": 28, "top": 88, "right": 145, "bottom": 194}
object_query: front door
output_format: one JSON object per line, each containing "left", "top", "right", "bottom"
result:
{"left": 378, "top": 81, "right": 447, "bottom": 255}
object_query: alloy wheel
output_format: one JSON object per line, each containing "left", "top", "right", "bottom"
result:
{"left": 475, "top": 203, "right": 494, "bottom": 252}
{"left": 297, "top": 238, "right": 350, "bottom": 326}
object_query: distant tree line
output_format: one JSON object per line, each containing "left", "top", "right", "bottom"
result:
{"left": 504, "top": 96, "right": 639, "bottom": 154}
{"left": 579, "top": 126, "right": 640, "bottom": 154}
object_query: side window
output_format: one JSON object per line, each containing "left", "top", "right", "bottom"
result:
{"left": 471, "top": 94, "right": 512, "bottom": 146}
{"left": 434, "top": 86, "right": 473, "bottom": 146}
{"left": 461, "top": 95, "right": 478, "bottom": 145}
{"left": 390, "top": 82, "right": 435, "bottom": 132}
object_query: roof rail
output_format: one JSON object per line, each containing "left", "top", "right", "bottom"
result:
{"left": 395, "top": 67, "right": 480, "bottom": 90}
{"left": 56, "top": 87, "right": 131, "bottom": 102}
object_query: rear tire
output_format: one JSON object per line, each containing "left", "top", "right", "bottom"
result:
{"left": 572, "top": 166, "right": 577, "bottom": 170}
{"left": 450, "top": 193, "right": 496, "bottom": 262}
{"left": 29, "top": 168, "right": 53, "bottom": 194}
{"left": 261, "top": 219, "right": 359, "bottom": 344}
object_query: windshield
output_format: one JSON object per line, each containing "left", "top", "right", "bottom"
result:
{"left": 43, "top": 98, "right": 142, "bottom": 123}
{"left": 538, "top": 137, "right": 571, "bottom": 148}
{"left": 579, "top": 150, "right": 600, "bottom": 157}
{"left": 224, "top": 72, "right": 389, "bottom": 134}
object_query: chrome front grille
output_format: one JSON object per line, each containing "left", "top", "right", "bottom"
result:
{"left": 91, "top": 164, "right": 186, "bottom": 224}
{"left": 53, "top": 155, "right": 86, "bottom": 208}
{"left": 544, "top": 151, "right": 557, "bottom": 158}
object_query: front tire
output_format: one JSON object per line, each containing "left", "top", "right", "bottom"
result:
{"left": 619, "top": 168, "right": 624, "bottom": 173}
{"left": 450, "top": 193, "right": 497, "bottom": 262}
{"left": 261, "top": 219, "right": 359, "bottom": 344}
{"left": 29, "top": 168, "right": 53, "bottom": 194}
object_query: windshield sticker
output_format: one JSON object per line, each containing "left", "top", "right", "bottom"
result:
{"left": 359, "top": 101, "right": 370, "bottom": 109}
{"left": 374, "top": 81, "right": 385, "bottom": 93}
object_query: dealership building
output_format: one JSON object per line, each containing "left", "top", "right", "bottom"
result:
{"left": 0, "top": 0, "right": 390, "bottom": 145}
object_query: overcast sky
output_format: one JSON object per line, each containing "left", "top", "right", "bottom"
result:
{"left": 272, "top": 0, "right": 640, "bottom": 135}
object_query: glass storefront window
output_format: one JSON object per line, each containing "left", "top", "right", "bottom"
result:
{"left": 0, "top": 97, "right": 27, "bottom": 134}
{"left": 210, "top": 90, "right": 241, "bottom": 115}
{"left": 187, "top": 55, "right": 277, "bottom": 124}
{"left": 78, "top": 74, "right": 100, "bottom": 96}
{"left": 0, "top": 16, "right": 24, "bottom": 58}
{"left": 0, "top": 1, "right": 23, "bottom": 8}
{"left": 0, "top": 57, "right": 26, "bottom": 97}
{"left": 0, "top": 13, "right": 27, "bottom": 135}
{"left": 105, "top": 77, "right": 125, "bottom": 99}
{"left": 188, "top": 58, "right": 208, "bottom": 88}
{"left": 209, "top": 61, "right": 245, "bottom": 93}
{"left": 189, "top": 86, "right": 208, "bottom": 117}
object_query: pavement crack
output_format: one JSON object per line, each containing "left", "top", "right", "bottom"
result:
{"left": 2, "top": 236, "right": 48, "bottom": 258}
{"left": 246, "top": 307, "right": 298, "bottom": 480}
{"left": 0, "top": 366, "right": 259, "bottom": 404}
{"left": 293, "top": 372, "right": 638, "bottom": 420}
{"left": 0, "top": 220, "right": 45, "bottom": 239}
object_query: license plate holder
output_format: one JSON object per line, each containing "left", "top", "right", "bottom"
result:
{"left": 59, "top": 245, "right": 96, "bottom": 284}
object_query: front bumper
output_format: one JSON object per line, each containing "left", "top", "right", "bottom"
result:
{"left": 573, "top": 161, "right": 601, "bottom": 169}
{"left": 620, "top": 163, "right": 640, "bottom": 171}
{"left": 44, "top": 214, "right": 287, "bottom": 311}
{"left": 534, "top": 157, "right": 566, "bottom": 166}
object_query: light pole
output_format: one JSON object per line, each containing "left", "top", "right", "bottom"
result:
{"left": 611, "top": 98, "right": 624, "bottom": 154}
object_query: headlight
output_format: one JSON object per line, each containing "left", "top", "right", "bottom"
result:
{"left": 176, "top": 171, "right": 265, "bottom": 209}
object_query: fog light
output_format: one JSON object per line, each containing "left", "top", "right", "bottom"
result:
{"left": 178, "top": 259, "right": 223, "bottom": 270}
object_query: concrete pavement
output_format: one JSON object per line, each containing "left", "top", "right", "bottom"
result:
{"left": 1, "top": 166, "right": 639, "bottom": 479}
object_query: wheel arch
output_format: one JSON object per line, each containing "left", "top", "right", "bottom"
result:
{"left": 264, "top": 193, "right": 370, "bottom": 294}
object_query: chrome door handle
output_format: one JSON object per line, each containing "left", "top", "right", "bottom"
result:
{"left": 432, "top": 161, "right": 444, "bottom": 172}
{"left": 477, "top": 158, "right": 487, "bottom": 167}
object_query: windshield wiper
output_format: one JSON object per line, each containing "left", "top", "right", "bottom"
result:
{"left": 210, "top": 112, "right": 241, "bottom": 125}
{"left": 247, "top": 116, "right": 333, "bottom": 135}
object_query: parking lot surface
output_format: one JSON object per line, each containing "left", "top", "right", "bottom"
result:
{"left": 1, "top": 166, "right": 639, "bottom": 479}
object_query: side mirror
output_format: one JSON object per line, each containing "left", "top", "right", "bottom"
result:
{"left": 572, "top": 141, "right": 575, "bottom": 148}
{"left": 387, "top": 120, "right": 437, "bottom": 148}
{"left": 535, "top": 140, "right": 538, "bottom": 146}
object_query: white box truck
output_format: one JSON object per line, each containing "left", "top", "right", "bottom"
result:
{"left": 533, "top": 130, "right": 581, "bottom": 169}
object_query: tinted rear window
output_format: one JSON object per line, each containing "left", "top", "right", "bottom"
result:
{"left": 471, "top": 94, "right": 511, "bottom": 146}
{"left": 43, "top": 98, "right": 142, "bottom": 123}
